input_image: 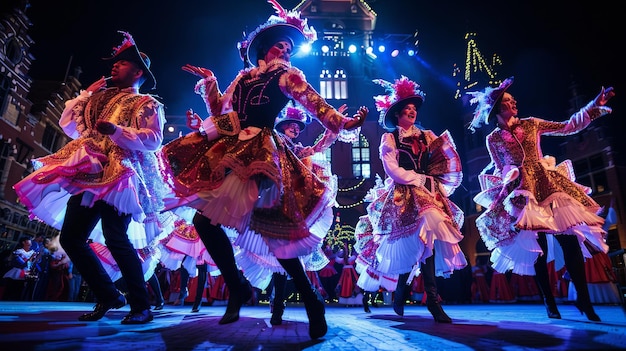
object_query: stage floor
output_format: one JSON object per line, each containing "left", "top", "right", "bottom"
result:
{"left": 0, "top": 301, "right": 624, "bottom": 350}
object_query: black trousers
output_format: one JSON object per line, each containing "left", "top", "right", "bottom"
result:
{"left": 59, "top": 194, "right": 150, "bottom": 312}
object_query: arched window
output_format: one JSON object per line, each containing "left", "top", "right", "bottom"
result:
{"left": 319, "top": 68, "right": 348, "bottom": 100}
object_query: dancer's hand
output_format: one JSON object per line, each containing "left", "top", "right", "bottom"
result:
{"left": 186, "top": 109, "right": 203, "bottom": 130}
{"left": 85, "top": 76, "right": 109, "bottom": 93}
{"left": 594, "top": 86, "right": 615, "bottom": 106}
{"left": 182, "top": 64, "right": 214, "bottom": 79}
{"left": 344, "top": 106, "right": 368, "bottom": 130}
{"left": 95, "top": 120, "right": 117, "bottom": 135}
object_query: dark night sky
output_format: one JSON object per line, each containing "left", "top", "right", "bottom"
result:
{"left": 24, "top": 0, "right": 623, "bottom": 134}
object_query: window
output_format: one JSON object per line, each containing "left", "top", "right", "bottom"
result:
{"left": 15, "top": 138, "right": 33, "bottom": 164}
{"left": 351, "top": 134, "right": 370, "bottom": 178}
{"left": 319, "top": 69, "right": 332, "bottom": 99}
{"left": 5, "top": 37, "right": 23, "bottom": 65}
{"left": 42, "top": 123, "right": 61, "bottom": 152}
{"left": 319, "top": 68, "right": 348, "bottom": 100}
{"left": 333, "top": 69, "right": 347, "bottom": 100}
{"left": 0, "top": 74, "right": 11, "bottom": 117}
{"left": 572, "top": 153, "right": 609, "bottom": 195}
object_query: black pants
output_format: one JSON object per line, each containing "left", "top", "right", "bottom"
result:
{"left": 59, "top": 194, "right": 150, "bottom": 312}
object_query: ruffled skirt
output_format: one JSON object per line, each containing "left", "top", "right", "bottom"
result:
{"left": 474, "top": 159, "right": 608, "bottom": 275}
{"left": 14, "top": 138, "right": 169, "bottom": 249}
{"left": 161, "top": 129, "right": 336, "bottom": 263}
{"left": 354, "top": 180, "right": 467, "bottom": 292}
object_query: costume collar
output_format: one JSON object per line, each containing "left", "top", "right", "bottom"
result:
{"left": 398, "top": 125, "right": 422, "bottom": 138}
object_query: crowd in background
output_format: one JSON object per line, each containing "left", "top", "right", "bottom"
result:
{"left": 2, "top": 234, "right": 620, "bottom": 309}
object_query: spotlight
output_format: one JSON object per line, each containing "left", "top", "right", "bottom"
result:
{"left": 378, "top": 45, "right": 385, "bottom": 53}
{"left": 407, "top": 49, "right": 415, "bottom": 56}
{"left": 300, "top": 43, "right": 312, "bottom": 54}
{"left": 321, "top": 45, "right": 330, "bottom": 53}
{"left": 391, "top": 49, "right": 399, "bottom": 57}
{"left": 348, "top": 44, "right": 357, "bottom": 53}
{"left": 365, "top": 47, "right": 373, "bottom": 54}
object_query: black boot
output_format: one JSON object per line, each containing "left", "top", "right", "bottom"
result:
{"left": 279, "top": 258, "right": 327, "bottom": 339}
{"left": 270, "top": 273, "right": 287, "bottom": 325}
{"left": 191, "top": 264, "right": 208, "bottom": 313}
{"left": 362, "top": 292, "right": 371, "bottom": 313}
{"left": 194, "top": 214, "right": 251, "bottom": 324}
{"left": 422, "top": 256, "right": 452, "bottom": 323}
{"left": 556, "top": 235, "right": 600, "bottom": 322}
{"left": 535, "top": 233, "right": 561, "bottom": 319}
{"left": 393, "top": 273, "right": 410, "bottom": 316}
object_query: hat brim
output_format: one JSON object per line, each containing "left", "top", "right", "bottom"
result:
{"left": 275, "top": 119, "right": 306, "bottom": 131}
{"left": 246, "top": 23, "right": 305, "bottom": 67}
{"left": 104, "top": 46, "right": 156, "bottom": 91}
{"left": 487, "top": 78, "right": 514, "bottom": 121}
{"left": 383, "top": 96, "right": 424, "bottom": 129}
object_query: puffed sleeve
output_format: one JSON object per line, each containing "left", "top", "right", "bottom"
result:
{"left": 279, "top": 67, "right": 347, "bottom": 134}
{"left": 59, "top": 90, "right": 92, "bottom": 139}
{"left": 109, "top": 96, "right": 164, "bottom": 152}
{"left": 194, "top": 75, "right": 223, "bottom": 117}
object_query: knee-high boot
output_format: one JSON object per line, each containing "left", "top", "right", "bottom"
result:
{"left": 422, "top": 255, "right": 452, "bottom": 323}
{"left": 194, "top": 213, "right": 251, "bottom": 324}
{"left": 191, "top": 263, "right": 207, "bottom": 313}
{"left": 278, "top": 258, "right": 327, "bottom": 339}
{"left": 270, "top": 272, "right": 287, "bottom": 325}
{"left": 556, "top": 235, "right": 600, "bottom": 321}
{"left": 535, "top": 233, "right": 561, "bottom": 319}
{"left": 174, "top": 266, "right": 189, "bottom": 306}
{"left": 362, "top": 290, "right": 371, "bottom": 313}
{"left": 393, "top": 273, "right": 410, "bottom": 316}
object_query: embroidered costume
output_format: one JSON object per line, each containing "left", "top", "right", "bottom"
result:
{"left": 470, "top": 82, "right": 611, "bottom": 275}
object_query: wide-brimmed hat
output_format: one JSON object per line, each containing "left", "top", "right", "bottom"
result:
{"left": 240, "top": 1, "right": 317, "bottom": 67}
{"left": 275, "top": 103, "right": 310, "bottom": 131}
{"left": 467, "top": 76, "right": 514, "bottom": 132}
{"left": 373, "top": 76, "right": 426, "bottom": 130}
{"left": 103, "top": 31, "right": 156, "bottom": 91}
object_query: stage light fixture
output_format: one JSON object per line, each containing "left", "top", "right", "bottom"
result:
{"left": 321, "top": 45, "right": 330, "bottom": 53}
{"left": 348, "top": 44, "right": 357, "bottom": 53}
{"left": 378, "top": 45, "right": 385, "bottom": 53}
{"left": 407, "top": 49, "right": 415, "bottom": 56}
{"left": 391, "top": 49, "right": 399, "bottom": 57}
{"left": 300, "top": 43, "right": 312, "bottom": 54}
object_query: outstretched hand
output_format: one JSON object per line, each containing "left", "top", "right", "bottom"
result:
{"left": 343, "top": 106, "right": 368, "bottom": 130}
{"left": 182, "top": 64, "right": 214, "bottom": 79}
{"left": 186, "top": 109, "right": 203, "bottom": 130}
{"left": 95, "top": 120, "right": 117, "bottom": 135}
{"left": 594, "top": 86, "right": 615, "bottom": 106}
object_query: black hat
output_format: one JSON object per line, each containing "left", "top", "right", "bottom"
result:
{"left": 467, "top": 77, "right": 514, "bottom": 132}
{"left": 104, "top": 31, "right": 156, "bottom": 90}
{"left": 275, "top": 104, "right": 309, "bottom": 131}
{"left": 240, "top": 1, "right": 317, "bottom": 67}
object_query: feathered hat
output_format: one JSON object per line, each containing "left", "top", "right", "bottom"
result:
{"left": 466, "top": 77, "right": 514, "bottom": 132}
{"left": 275, "top": 103, "right": 310, "bottom": 131}
{"left": 372, "top": 76, "right": 426, "bottom": 130}
{"left": 103, "top": 31, "right": 156, "bottom": 90}
{"left": 239, "top": 0, "right": 317, "bottom": 67}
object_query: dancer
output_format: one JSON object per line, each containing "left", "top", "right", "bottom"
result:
{"left": 160, "top": 1, "right": 366, "bottom": 339}
{"left": 468, "top": 77, "right": 615, "bottom": 321}
{"left": 14, "top": 31, "right": 168, "bottom": 324}
{"left": 353, "top": 76, "right": 466, "bottom": 323}
{"left": 251, "top": 103, "right": 340, "bottom": 326}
